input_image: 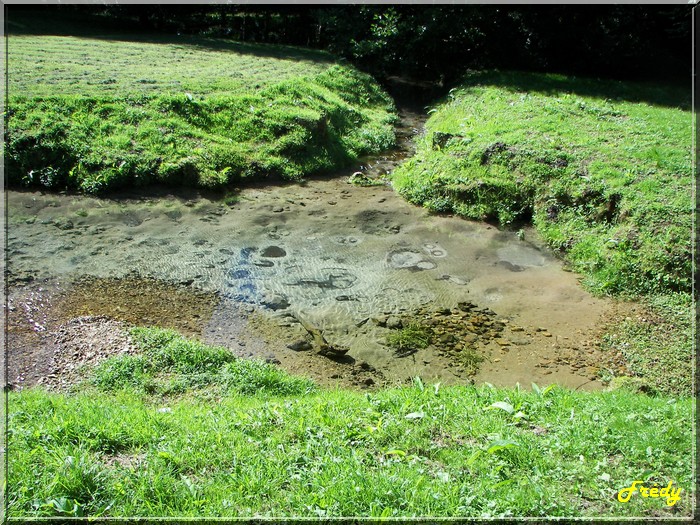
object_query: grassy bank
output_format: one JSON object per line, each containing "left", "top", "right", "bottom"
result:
{"left": 6, "top": 31, "right": 396, "bottom": 193}
{"left": 393, "top": 71, "right": 693, "bottom": 395}
{"left": 6, "top": 330, "right": 694, "bottom": 518}
{"left": 393, "top": 71, "right": 691, "bottom": 297}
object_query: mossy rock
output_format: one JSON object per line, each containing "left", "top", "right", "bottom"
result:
{"left": 607, "top": 376, "right": 657, "bottom": 395}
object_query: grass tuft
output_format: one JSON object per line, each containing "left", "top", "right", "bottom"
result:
{"left": 385, "top": 323, "right": 432, "bottom": 356}
{"left": 91, "top": 327, "right": 316, "bottom": 398}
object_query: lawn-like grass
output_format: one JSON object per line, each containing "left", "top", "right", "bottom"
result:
{"left": 392, "top": 71, "right": 693, "bottom": 396}
{"left": 6, "top": 329, "right": 694, "bottom": 519}
{"left": 6, "top": 31, "right": 396, "bottom": 192}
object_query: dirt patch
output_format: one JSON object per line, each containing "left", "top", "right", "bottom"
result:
{"left": 40, "top": 316, "right": 138, "bottom": 391}
{"left": 6, "top": 278, "right": 387, "bottom": 392}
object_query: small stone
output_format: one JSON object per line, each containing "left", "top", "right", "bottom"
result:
{"left": 386, "top": 316, "right": 403, "bottom": 330}
{"left": 265, "top": 355, "right": 281, "bottom": 365}
{"left": 262, "top": 293, "right": 290, "bottom": 310}
{"left": 272, "top": 206, "right": 284, "bottom": 213}
{"left": 328, "top": 201, "right": 337, "bottom": 205}
{"left": 463, "top": 334, "right": 478, "bottom": 344}
{"left": 457, "top": 301, "right": 477, "bottom": 312}
{"left": 358, "top": 361, "right": 375, "bottom": 372}
{"left": 287, "top": 340, "right": 312, "bottom": 351}
{"left": 541, "top": 332, "right": 552, "bottom": 337}
{"left": 373, "top": 315, "right": 388, "bottom": 327}
{"left": 496, "top": 339, "right": 511, "bottom": 346}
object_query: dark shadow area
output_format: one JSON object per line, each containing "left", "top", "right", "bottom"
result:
{"left": 381, "top": 76, "right": 450, "bottom": 111}
{"left": 6, "top": 8, "right": 336, "bottom": 66}
{"left": 326, "top": 354, "right": 355, "bottom": 366}
{"left": 441, "top": 70, "right": 691, "bottom": 111}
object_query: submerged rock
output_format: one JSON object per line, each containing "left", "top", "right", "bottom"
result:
{"left": 386, "top": 316, "right": 403, "bottom": 329}
{"left": 262, "top": 293, "right": 290, "bottom": 310}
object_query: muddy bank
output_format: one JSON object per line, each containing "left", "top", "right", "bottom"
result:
{"left": 6, "top": 277, "right": 387, "bottom": 392}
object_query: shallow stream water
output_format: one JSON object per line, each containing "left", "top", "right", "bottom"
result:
{"left": 6, "top": 108, "right": 625, "bottom": 390}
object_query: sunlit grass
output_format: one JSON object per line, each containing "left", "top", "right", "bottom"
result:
{"left": 6, "top": 32, "right": 396, "bottom": 193}
{"left": 8, "top": 378, "right": 693, "bottom": 518}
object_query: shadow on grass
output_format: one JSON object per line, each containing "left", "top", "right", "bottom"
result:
{"left": 445, "top": 70, "right": 690, "bottom": 110}
{"left": 6, "top": 8, "right": 336, "bottom": 67}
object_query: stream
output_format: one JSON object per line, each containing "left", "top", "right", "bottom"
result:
{"left": 6, "top": 107, "right": 630, "bottom": 391}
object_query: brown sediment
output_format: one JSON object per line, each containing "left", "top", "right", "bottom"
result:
{"left": 5, "top": 108, "right": 640, "bottom": 393}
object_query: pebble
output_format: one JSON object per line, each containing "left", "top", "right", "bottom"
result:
{"left": 386, "top": 316, "right": 402, "bottom": 329}
{"left": 272, "top": 206, "right": 284, "bottom": 213}
{"left": 287, "top": 340, "right": 312, "bottom": 352}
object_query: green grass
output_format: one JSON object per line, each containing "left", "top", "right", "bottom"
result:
{"left": 90, "top": 327, "right": 316, "bottom": 398}
{"left": 600, "top": 293, "right": 694, "bottom": 398}
{"left": 7, "top": 378, "right": 694, "bottom": 518}
{"left": 385, "top": 323, "right": 432, "bottom": 356}
{"left": 6, "top": 32, "right": 396, "bottom": 193}
{"left": 393, "top": 70, "right": 691, "bottom": 298}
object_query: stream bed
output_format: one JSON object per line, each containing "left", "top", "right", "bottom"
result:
{"left": 6, "top": 108, "right": 630, "bottom": 391}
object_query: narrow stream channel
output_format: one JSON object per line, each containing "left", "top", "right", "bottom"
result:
{"left": 6, "top": 104, "right": 629, "bottom": 391}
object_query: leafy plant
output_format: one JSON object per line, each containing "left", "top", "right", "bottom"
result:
{"left": 385, "top": 323, "right": 432, "bottom": 356}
